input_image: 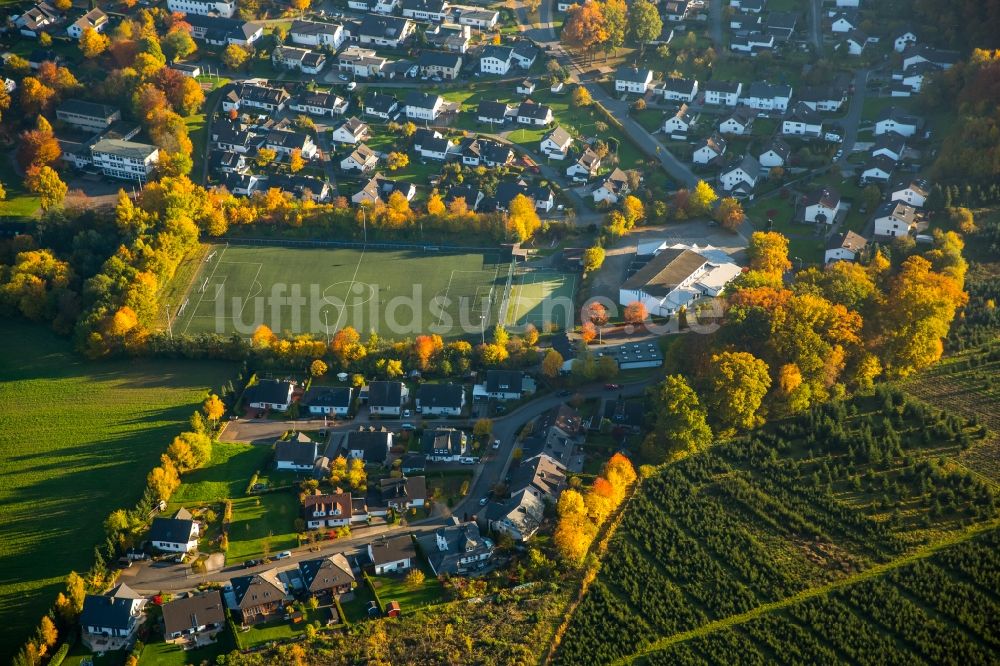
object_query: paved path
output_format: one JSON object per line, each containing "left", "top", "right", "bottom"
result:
{"left": 836, "top": 68, "right": 872, "bottom": 162}
{"left": 708, "top": 0, "right": 724, "bottom": 48}
{"left": 528, "top": 0, "right": 699, "bottom": 190}
{"left": 808, "top": 0, "right": 822, "bottom": 51}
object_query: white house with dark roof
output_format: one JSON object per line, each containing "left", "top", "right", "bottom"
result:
{"left": 417, "top": 50, "right": 463, "bottom": 79}
{"left": 338, "top": 45, "right": 388, "bottom": 78}
{"left": 704, "top": 80, "right": 742, "bottom": 106}
{"left": 757, "top": 137, "right": 790, "bottom": 168}
{"left": 825, "top": 231, "right": 867, "bottom": 264}
{"left": 290, "top": 91, "right": 348, "bottom": 117}
{"left": 482, "top": 369, "right": 526, "bottom": 401}
{"left": 415, "top": 383, "right": 465, "bottom": 416}
{"left": 830, "top": 11, "right": 858, "bottom": 34}
{"left": 418, "top": 519, "right": 494, "bottom": 575}
{"left": 479, "top": 44, "right": 514, "bottom": 74}
{"left": 861, "top": 155, "right": 896, "bottom": 184}
{"left": 902, "top": 45, "right": 959, "bottom": 71}
{"left": 782, "top": 101, "right": 823, "bottom": 137}
{"left": 566, "top": 148, "right": 601, "bottom": 182}
{"left": 67, "top": 8, "right": 108, "bottom": 39}
{"left": 843, "top": 29, "right": 867, "bottom": 55}
{"left": 275, "top": 433, "right": 319, "bottom": 472}
{"left": 422, "top": 428, "right": 468, "bottom": 461}
{"left": 874, "top": 201, "right": 918, "bottom": 237}
{"left": 592, "top": 167, "right": 631, "bottom": 204}
{"left": 893, "top": 28, "right": 918, "bottom": 53}
{"left": 356, "top": 14, "right": 415, "bottom": 47}
{"left": 368, "top": 534, "right": 416, "bottom": 573}
{"left": 245, "top": 379, "right": 295, "bottom": 411}
{"left": 719, "top": 155, "right": 760, "bottom": 196}
{"left": 485, "top": 489, "right": 545, "bottom": 541}
{"left": 719, "top": 107, "right": 754, "bottom": 135}
{"left": 615, "top": 66, "right": 654, "bottom": 94}
{"left": 271, "top": 45, "right": 327, "bottom": 75}
{"left": 454, "top": 6, "right": 499, "bottom": 28}
{"left": 265, "top": 129, "right": 317, "bottom": 158}
{"left": 301, "top": 386, "right": 353, "bottom": 416}
{"left": 168, "top": 0, "right": 236, "bottom": 17}
{"left": 743, "top": 81, "right": 792, "bottom": 112}
{"left": 162, "top": 590, "right": 225, "bottom": 645}
{"left": 148, "top": 514, "right": 200, "bottom": 553}
{"left": 80, "top": 584, "right": 146, "bottom": 651}
{"left": 347, "top": 427, "right": 393, "bottom": 464}
{"left": 803, "top": 186, "right": 840, "bottom": 224}
{"left": 341, "top": 143, "right": 379, "bottom": 172}
{"left": 367, "top": 381, "right": 409, "bottom": 416}
{"left": 540, "top": 126, "right": 573, "bottom": 160}
{"left": 872, "top": 134, "right": 906, "bottom": 162}
{"left": 730, "top": 31, "right": 775, "bottom": 53}
{"left": 476, "top": 100, "right": 513, "bottom": 125}
{"left": 693, "top": 133, "right": 727, "bottom": 164}
{"left": 797, "top": 85, "right": 847, "bottom": 112}
{"left": 303, "top": 492, "right": 353, "bottom": 528}
{"left": 663, "top": 104, "right": 694, "bottom": 138}
{"left": 290, "top": 19, "right": 345, "bottom": 48}
{"left": 516, "top": 100, "right": 553, "bottom": 126}
{"left": 364, "top": 91, "right": 399, "bottom": 119}
{"left": 661, "top": 76, "right": 699, "bottom": 102}
{"left": 331, "top": 117, "right": 370, "bottom": 145}
{"left": 875, "top": 107, "right": 921, "bottom": 137}
{"left": 402, "top": 0, "right": 449, "bottom": 21}
{"left": 404, "top": 91, "right": 444, "bottom": 121}
{"left": 891, "top": 179, "right": 929, "bottom": 208}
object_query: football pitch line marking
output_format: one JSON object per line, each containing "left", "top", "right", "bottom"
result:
{"left": 236, "top": 262, "right": 264, "bottom": 323}
{"left": 183, "top": 245, "right": 228, "bottom": 335}
{"left": 332, "top": 248, "right": 365, "bottom": 333}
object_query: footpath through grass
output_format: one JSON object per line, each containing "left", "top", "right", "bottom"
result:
{"left": 0, "top": 322, "right": 232, "bottom": 663}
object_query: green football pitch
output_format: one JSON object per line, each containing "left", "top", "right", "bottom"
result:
{"left": 503, "top": 268, "right": 578, "bottom": 331}
{"left": 171, "top": 244, "right": 512, "bottom": 340}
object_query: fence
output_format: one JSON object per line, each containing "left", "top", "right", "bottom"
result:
{"left": 222, "top": 236, "right": 501, "bottom": 253}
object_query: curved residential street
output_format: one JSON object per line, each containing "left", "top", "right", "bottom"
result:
{"left": 123, "top": 377, "right": 657, "bottom": 594}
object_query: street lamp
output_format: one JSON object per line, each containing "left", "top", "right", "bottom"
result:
{"left": 480, "top": 314, "right": 487, "bottom": 346}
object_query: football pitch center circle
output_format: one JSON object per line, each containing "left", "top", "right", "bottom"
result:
{"left": 321, "top": 281, "right": 378, "bottom": 308}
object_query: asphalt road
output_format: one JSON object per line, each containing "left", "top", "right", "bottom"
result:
{"left": 126, "top": 377, "right": 658, "bottom": 593}
{"left": 530, "top": 0, "right": 699, "bottom": 190}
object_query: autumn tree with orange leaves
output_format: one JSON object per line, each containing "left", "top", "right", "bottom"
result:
{"left": 562, "top": 1, "right": 609, "bottom": 61}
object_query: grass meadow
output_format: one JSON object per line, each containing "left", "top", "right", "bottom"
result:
{"left": 172, "top": 243, "right": 508, "bottom": 340}
{"left": 0, "top": 322, "right": 232, "bottom": 662}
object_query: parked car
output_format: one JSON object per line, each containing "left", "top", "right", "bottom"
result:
{"left": 401, "top": 422, "right": 416, "bottom": 431}
{"left": 275, "top": 551, "right": 292, "bottom": 560}
{"left": 243, "top": 559, "right": 261, "bottom": 568}
{"left": 479, "top": 497, "right": 489, "bottom": 506}
{"left": 338, "top": 74, "right": 349, "bottom": 81}
{"left": 403, "top": 409, "right": 411, "bottom": 417}
{"left": 493, "top": 439, "right": 501, "bottom": 449}
{"left": 604, "top": 383, "right": 622, "bottom": 390}
{"left": 347, "top": 82, "right": 357, "bottom": 91}
{"left": 557, "top": 389, "right": 572, "bottom": 397}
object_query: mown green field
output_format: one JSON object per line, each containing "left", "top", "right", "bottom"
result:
{"left": 0, "top": 322, "right": 232, "bottom": 662}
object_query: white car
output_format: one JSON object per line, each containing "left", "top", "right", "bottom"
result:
{"left": 403, "top": 409, "right": 411, "bottom": 418}
{"left": 492, "top": 439, "right": 501, "bottom": 449}
{"left": 479, "top": 497, "right": 489, "bottom": 506}
{"left": 338, "top": 74, "right": 349, "bottom": 81}
{"left": 276, "top": 551, "right": 292, "bottom": 560}
{"left": 347, "top": 82, "right": 357, "bottom": 91}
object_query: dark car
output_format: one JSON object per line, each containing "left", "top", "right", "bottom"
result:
{"left": 557, "top": 390, "right": 572, "bottom": 397}
{"left": 243, "top": 559, "right": 261, "bottom": 568}
{"left": 604, "top": 383, "right": 622, "bottom": 390}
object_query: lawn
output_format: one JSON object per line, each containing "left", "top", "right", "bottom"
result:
{"left": 170, "top": 243, "right": 508, "bottom": 340}
{"left": 339, "top": 583, "right": 378, "bottom": 623}
{"left": 137, "top": 629, "right": 235, "bottom": 665}
{"left": 747, "top": 192, "right": 826, "bottom": 264}
{"left": 0, "top": 155, "right": 40, "bottom": 220}
{"left": 368, "top": 560, "right": 445, "bottom": 612}
{"left": 237, "top": 608, "right": 327, "bottom": 649}
{"left": 504, "top": 267, "right": 578, "bottom": 330}
{"left": 425, "top": 469, "right": 474, "bottom": 508}
{"left": 166, "top": 439, "right": 300, "bottom": 562}
{"left": 0, "top": 322, "right": 232, "bottom": 663}
{"left": 226, "top": 492, "right": 301, "bottom": 562}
